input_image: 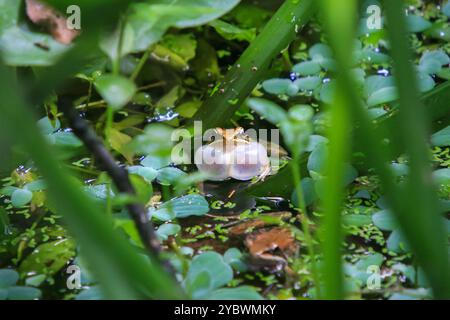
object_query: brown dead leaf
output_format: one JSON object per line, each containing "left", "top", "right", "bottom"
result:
{"left": 26, "top": 0, "right": 79, "bottom": 44}
{"left": 244, "top": 226, "right": 299, "bottom": 273}
{"left": 245, "top": 227, "right": 298, "bottom": 259}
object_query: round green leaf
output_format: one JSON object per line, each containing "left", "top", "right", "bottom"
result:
{"left": 292, "top": 60, "right": 321, "bottom": 76}
{"left": 294, "top": 76, "right": 322, "bottom": 91}
{"left": 94, "top": 75, "right": 137, "bottom": 110}
{"left": 405, "top": 15, "right": 432, "bottom": 33}
{"left": 128, "top": 166, "right": 158, "bottom": 183}
{"left": 156, "top": 223, "right": 181, "bottom": 241}
{"left": 387, "top": 229, "right": 411, "bottom": 253}
{"left": 185, "top": 252, "right": 233, "bottom": 290}
{"left": 364, "top": 75, "right": 395, "bottom": 98}
{"left": 431, "top": 125, "right": 450, "bottom": 147}
{"left": 367, "top": 86, "right": 398, "bottom": 107}
{"left": 247, "top": 98, "right": 288, "bottom": 125}
{"left": 444, "top": 1, "right": 450, "bottom": 18}
{"left": 11, "top": 189, "right": 33, "bottom": 208}
{"left": 0, "top": 269, "right": 19, "bottom": 288}
{"left": 37, "top": 117, "right": 60, "bottom": 135}
{"left": 7, "top": 286, "right": 41, "bottom": 300}
{"left": 151, "top": 194, "right": 209, "bottom": 220}
{"left": 157, "top": 167, "right": 188, "bottom": 186}
{"left": 372, "top": 210, "right": 398, "bottom": 231}
{"left": 261, "top": 78, "right": 291, "bottom": 95}
{"left": 223, "top": 248, "right": 247, "bottom": 272}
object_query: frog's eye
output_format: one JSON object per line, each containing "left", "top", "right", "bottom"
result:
{"left": 195, "top": 142, "right": 232, "bottom": 181}
{"left": 229, "top": 142, "right": 270, "bottom": 181}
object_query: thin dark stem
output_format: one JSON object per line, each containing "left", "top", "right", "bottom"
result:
{"left": 58, "top": 97, "right": 163, "bottom": 257}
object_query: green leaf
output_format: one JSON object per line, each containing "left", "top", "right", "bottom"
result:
{"left": 444, "top": 1, "right": 450, "bottom": 18}
{"left": 309, "top": 43, "right": 333, "bottom": 61}
{"left": 150, "top": 194, "right": 209, "bottom": 220}
{"left": 437, "top": 68, "right": 450, "bottom": 80}
{"left": 417, "top": 73, "right": 435, "bottom": 92}
{"left": 294, "top": 76, "right": 322, "bottom": 91}
{"left": 128, "top": 166, "right": 158, "bottom": 183}
{"left": 292, "top": 177, "right": 317, "bottom": 207}
{"left": 37, "top": 117, "right": 60, "bottom": 135}
{"left": 319, "top": 81, "right": 336, "bottom": 104}
{"left": 208, "top": 286, "right": 263, "bottom": 300}
{"left": 431, "top": 125, "right": 450, "bottom": 146}
{"left": 100, "top": 23, "right": 135, "bottom": 62}
{"left": 419, "top": 50, "right": 450, "bottom": 74}
{"left": 156, "top": 223, "right": 181, "bottom": 241}
{"left": 19, "top": 239, "right": 76, "bottom": 276}
{"left": 387, "top": 229, "right": 411, "bottom": 253}
{"left": 185, "top": 252, "right": 233, "bottom": 290}
{"left": 157, "top": 167, "right": 187, "bottom": 186}
{"left": 141, "top": 155, "right": 172, "bottom": 170}
{"left": 185, "top": 270, "right": 212, "bottom": 299}
{"left": 209, "top": 20, "right": 256, "bottom": 43}
{"left": 261, "top": 78, "right": 292, "bottom": 95}
{"left": 94, "top": 75, "right": 137, "bottom": 110}
{"left": 23, "top": 180, "right": 47, "bottom": 192}
{"left": 367, "top": 86, "right": 398, "bottom": 107}
{"left": 364, "top": 75, "right": 395, "bottom": 98}
{"left": 51, "top": 131, "right": 83, "bottom": 148}
{"left": 130, "top": 124, "right": 174, "bottom": 156}
{"left": 127, "top": 0, "right": 239, "bottom": 52}
{"left": 292, "top": 61, "right": 321, "bottom": 76}
{"left": 6, "top": 286, "right": 41, "bottom": 300}
{"left": 11, "top": 188, "right": 33, "bottom": 208}
{"left": 404, "top": 15, "right": 432, "bottom": 33}
{"left": 433, "top": 168, "right": 450, "bottom": 191}
{"left": 359, "top": 48, "right": 390, "bottom": 64}
{"left": 0, "top": 269, "right": 19, "bottom": 288}
{"left": 223, "top": 248, "right": 247, "bottom": 272}
{"left": 372, "top": 210, "right": 398, "bottom": 231}
{"left": 246, "top": 98, "right": 287, "bottom": 125}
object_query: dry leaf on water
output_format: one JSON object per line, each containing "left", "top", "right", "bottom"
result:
{"left": 26, "top": 0, "right": 79, "bottom": 45}
{"left": 244, "top": 227, "right": 299, "bottom": 271}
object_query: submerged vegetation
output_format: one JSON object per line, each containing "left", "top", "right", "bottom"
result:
{"left": 0, "top": 0, "right": 449, "bottom": 300}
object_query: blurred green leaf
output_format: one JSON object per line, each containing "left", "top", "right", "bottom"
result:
{"left": 0, "top": 269, "right": 19, "bottom": 288}
{"left": 209, "top": 20, "right": 256, "bottom": 42}
{"left": 150, "top": 194, "right": 209, "bottom": 220}
{"left": 404, "top": 14, "right": 432, "bottom": 33}
{"left": 246, "top": 98, "right": 287, "bottom": 125}
{"left": 19, "top": 239, "right": 75, "bottom": 277}
{"left": 0, "top": 0, "right": 68, "bottom": 66}
{"left": 11, "top": 188, "right": 33, "bottom": 208}
{"left": 156, "top": 223, "right": 181, "bottom": 241}
{"left": 293, "top": 61, "right": 322, "bottom": 76}
{"left": 94, "top": 75, "right": 137, "bottom": 110}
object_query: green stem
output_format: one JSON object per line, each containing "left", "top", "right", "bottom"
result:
{"left": 130, "top": 49, "right": 152, "bottom": 81}
{"left": 291, "top": 153, "right": 321, "bottom": 299}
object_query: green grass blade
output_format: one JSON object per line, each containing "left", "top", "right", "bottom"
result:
{"left": 318, "top": 0, "right": 358, "bottom": 299}
{"left": 382, "top": 0, "right": 450, "bottom": 298}
{"left": 194, "top": 0, "right": 316, "bottom": 129}
{"left": 0, "top": 64, "right": 184, "bottom": 300}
